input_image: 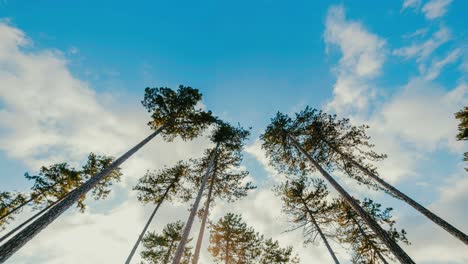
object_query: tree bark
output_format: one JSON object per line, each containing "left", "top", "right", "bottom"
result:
{"left": 303, "top": 202, "right": 340, "bottom": 264}
{"left": 288, "top": 135, "right": 415, "bottom": 264}
{"left": 125, "top": 179, "right": 175, "bottom": 264}
{"left": 172, "top": 143, "right": 220, "bottom": 264}
{"left": 192, "top": 170, "right": 216, "bottom": 264}
{"left": 329, "top": 144, "right": 468, "bottom": 245}
{"left": 0, "top": 124, "right": 168, "bottom": 263}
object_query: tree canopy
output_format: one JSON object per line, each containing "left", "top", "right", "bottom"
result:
{"left": 141, "top": 221, "right": 193, "bottom": 264}
{"left": 142, "top": 85, "right": 216, "bottom": 141}
{"left": 209, "top": 213, "right": 299, "bottom": 264}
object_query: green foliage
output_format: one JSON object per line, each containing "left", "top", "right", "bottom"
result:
{"left": 275, "top": 176, "right": 336, "bottom": 245}
{"left": 455, "top": 107, "right": 468, "bottom": 169}
{"left": 261, "top": 112, "right": 310, "bottom": 175}
{"left": 133, "top": 162, "right": 192, "bottom": 205}
{"left": 82, "top": 153, "right": 122, "bottom": 201}
{"left": 25, "top": 152, "right": 122, "bottom": 212}
{"left": 260, "top": 238, "right": 300, "bottom": 264}
{"left": 209, "top": 213, "right": 299, "bottom": 264}
{"left": 455, "top": 107, "right": 468, "bottom": 141}
{"left": 262, "top": 107, "right": 389, "bottom": 193}
{"left": 209, "top": 213, "right": 262, "bottom": 264}
{"left": 189, "top": 147, "right": 256, "bottom": 206}
{"left": 334, "top": 198, "right": 409, "bottom": 263}
{"left": 211, "top": 121, "right": 250, "bottom": 152}
{"left": 0, "top": 191, "right": 27, "bottom": 230}
{"left": 142, "top": 85, "right": 215, "bottom": 141}
{"left": 140, "top": 221, "right": 192, "bottom": 264}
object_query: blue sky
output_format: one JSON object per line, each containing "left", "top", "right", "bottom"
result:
{"left": 0, "top": 1, "right": 467, "bottom": 263}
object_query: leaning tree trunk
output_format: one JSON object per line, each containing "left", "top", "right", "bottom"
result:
{"left": 288, "top": 136, "right": 415, "bottom": 264}
{"left": 0, "top": 181, "right": 62, "bottom": 225}
{"left": 0, "top": 191, "right": 70, "bottom": 244}
{"left": 0, "top": 124, "right": 168, "bottom": 263}
{"left": 192, "top": 170, "right": 216, "bottom": 264}
{"left": 172, "top": 143, "right": 220, "bottom": 264}
{"left": 125, "top": 180, "right": 175, "bottom": 264}
{"left": 303, "top": 202, "right": 340, "bottom": 264}
{"left": 329, "top": 144, "right": 468, "bottom": 245}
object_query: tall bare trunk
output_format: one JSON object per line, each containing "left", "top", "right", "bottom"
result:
{"left": 330, "top": 144, "right": 468, "bottom": 245}
{"left": 0, "top": 124, "right": 168, "bottom": 263}
{"left": 303, "top": 202, "right": 340, "bottom": 264}
{"left": 172, "top": 143, "right": 220, "bottom": 264}
{"left": 125, "top": 180, "right": 175, "bottom": 264}
{"left": 192, "top": 171, "right": 216, "bottom": 264}
{"left": 288, "top": 136, "right": 414, "bottom": 264}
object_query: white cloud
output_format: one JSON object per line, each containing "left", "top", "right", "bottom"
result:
{"left": 0, "top": 21, "right": 211, "bottom": 263}
{"left": 393, "top": 26, "right": 451, "bottom": 62}
{"left": 376, "top": 79, "right": 466, "bottom": 152}
{"left": 324, "top": 5, "right": 386, "bottom": 115}
{"left": 401, "top": 0, "right": 422, "bottom": 12}
{"left": 422, "top": 0, "right": 453, "bottom": 20}
{"left": 424, "top": 48, "right": 461, "bottom": 80}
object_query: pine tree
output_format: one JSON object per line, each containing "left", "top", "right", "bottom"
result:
{"left": 191, "top": 147, "right": 256, "bottom": 264}
{"left": 261, "top": 111, "right": 415, "bottom": 263}
{"left": 0, "top": 85, "right": 214, "bottom": 262}
{"left": 292, "top": 107, "right": 468, "bottom": 245}
{"left": 259, "top": 238, "right": 300, "bottom": 264}
{"left": 208, "top": 213, "right": 299, "bottom": 264}
{"left": 25, "top": 153, "right": 122, "bottom": 213}
{"left": 208, "top": 213, "right": 262, "bottom": 264}
{"left": 275, "top": 176, "right": 339, "bottom": 263}
{"left": 173, "top": 122, "right": 250, "bottom": 264}
{"left": 0, "top": 192, "right": 26, "bottom": 230}
{"left": 334, "top": 198, "right": 409, "bottom": 264}
{"left": 140, "top": 221, "right": 193, "bottom": 264}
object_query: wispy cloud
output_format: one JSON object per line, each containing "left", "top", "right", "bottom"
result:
{"left": 422, "top": 0, "right": 453, "bottom": 20}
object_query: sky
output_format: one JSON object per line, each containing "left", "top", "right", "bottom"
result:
{"left": 0, "top": 0, "right": 467, "bottom": 263}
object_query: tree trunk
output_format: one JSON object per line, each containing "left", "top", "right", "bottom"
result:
{"left": 192, "top": 170, "right": 216, "bottom": 264}
{"left": 225, "top": 236, "right": 230, "bottom": 264}
{"left": 164, "top": 241, "right": 175, "bottom": 264}
{"left": 172, "top": 143, "right": 220, "bottom": 264}
{"left": 303, "top": 202, "right": 340, "bottom": 264}
{"left": 0, "top": 181, "right": 62, "bottom": 224}
{"left": 0, "top": 124, "right": 168, "bottom": 263}
{"left": 0, "top": 191, "right": 70, "bottom": 244}
{"left": 288, "top": 135, "right": 414, "bottom": 264}
{"left": 125, "top": 180, "right": 175, "bottom": 264}
{"left": 329, "top": 144, "right": 468, "bottom": 245}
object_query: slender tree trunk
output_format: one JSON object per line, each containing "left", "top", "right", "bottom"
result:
{"left": 125, "top": 180, "right": 175, "bottom": 264}
{"left": 352, "top": 216, "right": 389, "bottom": 264}
{"left": 288, "top": 135, "right": 415, "bottom": 264}
{"left": 303, "top": 202, "right": 340, "bottom": 264}
{"left": 0, "top": 124, "right": 168, "bottom": 263}
{"left": 164, "top": 241, "right": 175, "bottom": 264}
{"left": 192, "top": 170, "right": 216, "bottom": 264}
{"left": 0, "top": 190, "right": 71, "bottom": 244}
{"left": 172, "top": 143, "right": 220, "bottom": 264}
{"left": 225, "top": 237, "right": 230, "bottom": 264}
{"left": 329, "top": 144, "right": 468, "bottom": 245}
{"left": 0, "top": 181, "right": 62, "bottom": 224}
